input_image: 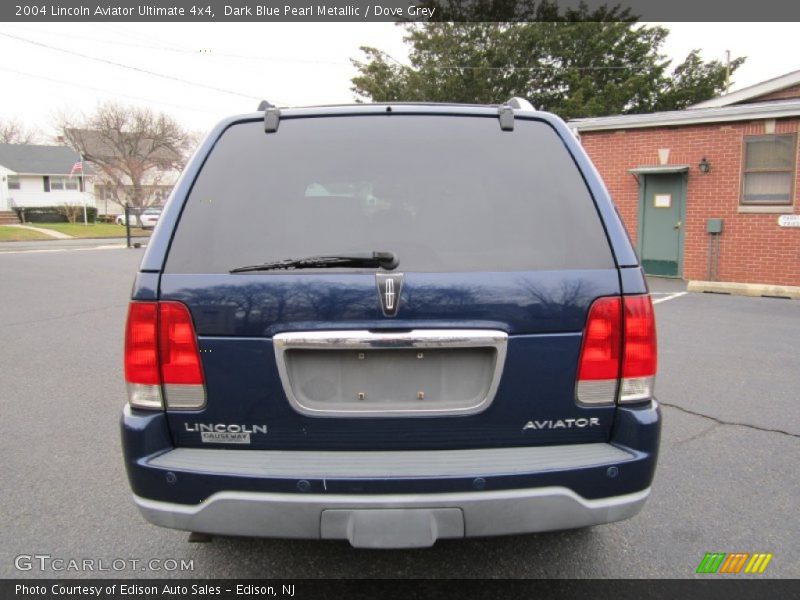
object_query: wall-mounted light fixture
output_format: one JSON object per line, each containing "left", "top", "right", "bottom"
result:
{"left": 698, "top": 157, "right": 711, "bottom": 174}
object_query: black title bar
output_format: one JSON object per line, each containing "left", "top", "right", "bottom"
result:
{"left": 4, "top": 579, "right": 800, "bottom": 600}
{"left": 3, "top": 0, "right": 800, "bottom": 22}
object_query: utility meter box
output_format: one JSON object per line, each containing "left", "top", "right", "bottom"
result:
{"left": 707, "top": 218, "right": 723, "bottom": 234}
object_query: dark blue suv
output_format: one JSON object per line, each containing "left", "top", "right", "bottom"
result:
{"left": 121, "top": 101, "right": 660, "bottom": 548}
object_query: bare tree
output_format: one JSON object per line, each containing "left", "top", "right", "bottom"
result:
{"left": 58, "top": 202, "right": 84, "bottom": 224}
{"left": 57, "top": 102, "right": 193, "bottom": 209}
{"left": 0, "top": 118, "right": 41, "bottom": 144}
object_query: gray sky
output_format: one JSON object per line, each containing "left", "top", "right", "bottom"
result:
{"left": 0, "top": 22, "right": 798, "bottom": 139}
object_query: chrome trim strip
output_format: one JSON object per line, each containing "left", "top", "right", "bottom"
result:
{"left": 273, "top": 329, "right": 508, "bottom": 417}
{"left": 274, "top": 329, "right": 508, "bottom": 350}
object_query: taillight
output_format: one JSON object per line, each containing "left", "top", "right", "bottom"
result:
{"left": 620, "top": 295, "right": 657, "bottom": 403}
{"left": 124, "top": 302, "right": 162, "bottom": 409}
{"left": 576, "top": 296, "right": 622, "bottom": 404}
{"left": 159, "top": 302, "right": 204, "bottom": 384}
{"left": 576, "top": 294, "right": 657, "bottom": 405}
{"left": 123, "top": 301, "right": 206, "bottom": 410}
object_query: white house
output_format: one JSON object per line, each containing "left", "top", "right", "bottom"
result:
{"left": 0, "top": 143, "right": 95, "bottom": 212}
{"left": 61, "top": 130, "right": 182, "bottom": 216}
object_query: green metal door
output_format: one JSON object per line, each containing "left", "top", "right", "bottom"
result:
{"left": 640, "top": 174, "right": 685, "bottom": 277}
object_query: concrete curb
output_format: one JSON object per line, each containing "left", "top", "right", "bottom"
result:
{"left": 688, "top": 280, "right": 800, "bottom": 300}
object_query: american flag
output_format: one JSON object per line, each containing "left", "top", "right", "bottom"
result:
{"left": 69, "top": 160, "right": 83, "bottom": 177}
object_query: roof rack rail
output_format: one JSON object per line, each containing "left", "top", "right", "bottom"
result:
{"left": 498, "top": 97, "right": 535, "bottom": 131}
{"left": 264, "top": 105, "right": 281, "bottom": 133}
{"left": 498, "top": 105, "right": 515, "bottom": 131}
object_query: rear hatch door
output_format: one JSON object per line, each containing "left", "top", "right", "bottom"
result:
{"left": 159, "top": 112, "right": 621, "bottom": 449}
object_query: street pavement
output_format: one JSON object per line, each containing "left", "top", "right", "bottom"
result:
{"left": 0, "top": 246, "right": 797, "bottom": 578}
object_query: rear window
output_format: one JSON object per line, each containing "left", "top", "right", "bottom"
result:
{"left": 165, "top": 115, "right": 613, "bottom": 273}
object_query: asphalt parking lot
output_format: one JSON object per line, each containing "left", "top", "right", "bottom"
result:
{"left": 0, "top": 243, "right": 797, "bottom": 579}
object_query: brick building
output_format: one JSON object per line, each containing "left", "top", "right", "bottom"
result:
{"left": 570, "top": 70, "right": 800, "bottom": 290}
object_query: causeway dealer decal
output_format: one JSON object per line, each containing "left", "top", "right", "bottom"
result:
{"left": 184, "top": 423, "right": 268, "bottom": 444}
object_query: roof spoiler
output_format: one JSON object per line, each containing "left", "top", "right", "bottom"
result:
{"left": 257, "top": 98, "right": 536, "bottom": 133}
{"left": 507, "top": 97, "right": 535, "bottom": 111}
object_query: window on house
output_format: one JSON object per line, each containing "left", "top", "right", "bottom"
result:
{"left": 741, "top": 134, "right": 797, "bottom": 205}
{"left": 7, "top": 176, "right": 20, "bottom": 190}
{"left": 47, "top": 176, "right": 79, "bottom": 191}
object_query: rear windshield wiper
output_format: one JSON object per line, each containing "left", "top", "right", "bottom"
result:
{"left": 230, "top": 251, "right": 399, "bottom": 273}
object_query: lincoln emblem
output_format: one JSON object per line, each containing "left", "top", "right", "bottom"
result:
{"left": 385, "top": 278, "right": 395, "bottom": 310}
{"left": 376, "top": 273, "right": 404, "bottom": 317}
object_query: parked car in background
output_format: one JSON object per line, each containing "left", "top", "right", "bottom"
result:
{"left": 121, "top": 100, "right": 660, "bottom": 549}
{"left": 116, "top": 207, "right": 162, "bottom": 228}
{"left": 139, "top": 208, "right": 161, "bottom": 229}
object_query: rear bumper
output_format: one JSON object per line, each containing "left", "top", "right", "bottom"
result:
{"left": 121, "top": 401, "right": 660, "bottom": 546}
{"left": 134, "top": 486, "right": 650, "bottom": 548}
